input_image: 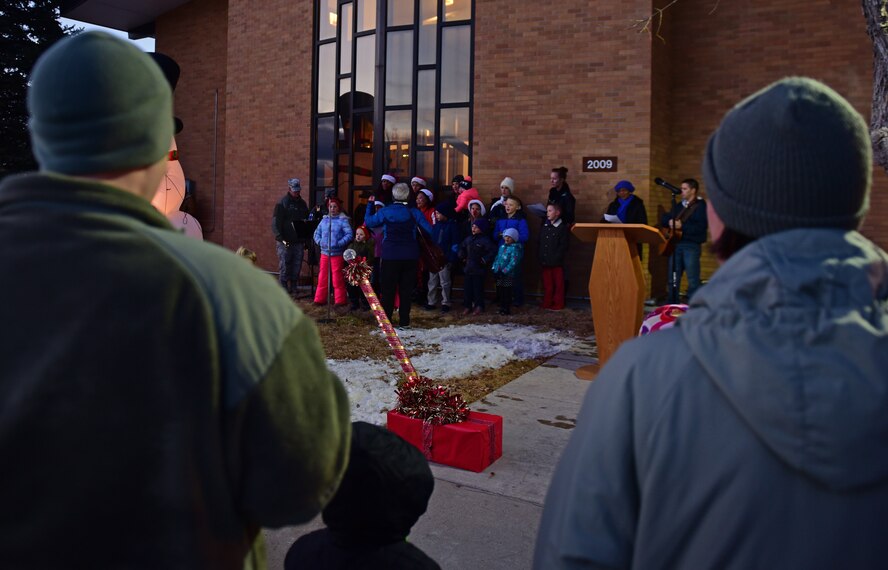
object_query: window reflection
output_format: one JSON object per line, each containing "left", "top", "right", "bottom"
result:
{"left": 415, "top": 150, "right": 434, "bottom": 184}
{"left": 439, "top": 107, "right": 469, "bottom": 184}
{"left": 443, "top": 0, "right": 471, "bottom": 22}
{"left": 357, "top": 0, "right": 376, "bottom": 32}
{"left": 318, "top": 43, "right": 336, "bottom": 113}
{"left": 385, "top": 110, "right": 412, "bottom": 178}
{"left": 355, "top": 35, "right": 375, "bottom": 99}
{"left": 418, "top": 0, "right": 437, "bottom": 65}
{"left": 387, "top": 0, "right": 414, "bottom": 27}
{"left": 417, "top": 70, "right": 435, "bottom": 146}
{"left": 385, "top": 31, "right": 413, "bottom": 106}
{"left": 441, "top": 25, "right": 470, "bottom": 103}
{"left": 319, "top": 0, "right": 337, "bottom": 40}
{"left": 316, "top": 117, "right": 335, "bottom": 187}
{"left": 340, "top": 3, "right": 353, "bottom": 74}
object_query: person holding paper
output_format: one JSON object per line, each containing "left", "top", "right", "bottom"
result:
{"left": 602, "top": 179, "right": 647, "bottom": 255}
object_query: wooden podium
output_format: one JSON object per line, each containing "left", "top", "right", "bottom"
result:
{"left": 572, "top": 223, "right": 665, "bottom": 380}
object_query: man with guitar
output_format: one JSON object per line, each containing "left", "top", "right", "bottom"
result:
{"left": 660, "top": 178, "right": 708, "bottom": 301}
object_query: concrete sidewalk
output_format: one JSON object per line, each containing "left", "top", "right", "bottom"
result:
{"left": 264, "top": 344, "right": 597, "bottom": 569}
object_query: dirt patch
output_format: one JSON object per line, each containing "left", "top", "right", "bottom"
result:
{"left": 297, "top": 297, "right": 594, "bottom": 403}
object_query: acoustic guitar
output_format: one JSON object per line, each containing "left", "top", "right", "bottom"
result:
{"left": 658, "top": 227, "right": 682, "bottom": 257}
{"left": 658, "top": 199, "right": 700, "bottom": 257}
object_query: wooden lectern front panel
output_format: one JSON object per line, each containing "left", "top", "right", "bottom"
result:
{"left": 588, "top": 229, "right": 645, "bottom": 367}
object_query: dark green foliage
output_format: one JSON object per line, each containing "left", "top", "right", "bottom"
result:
{"left": 0, "top": 1, "right": 71, "bottom": 178}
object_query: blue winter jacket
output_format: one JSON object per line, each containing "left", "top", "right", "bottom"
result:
{"left": 364, "top": 203, "right": 434, "bottom": 260}
{"left": 313, "top": 214, "right": 353, "bottom": 256}
{"left": 491, "top": 242, "right": 524, "bottom": 278}
{"left": 432, "top": 219, "right": 460, "bottom": 265}
{"left": 493, "top": 212, "right": 529, "bottom": 245}
{"left": 535, "top": 229, "right": 888, "bottom": 570}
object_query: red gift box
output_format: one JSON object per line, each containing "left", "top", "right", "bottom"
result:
{"left": 386, "top": 410, "right": 503, "bottom": 472}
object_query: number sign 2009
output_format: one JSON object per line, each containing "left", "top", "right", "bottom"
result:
{"left": 582, "top": 156, "right": 618, "bottom": 172}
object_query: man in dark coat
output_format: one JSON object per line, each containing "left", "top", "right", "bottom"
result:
{"left": 660, "top": 177, "right": 708, "bottom": 301}
{"left": 273, "top": 177, "right": 310, "bottom": 294}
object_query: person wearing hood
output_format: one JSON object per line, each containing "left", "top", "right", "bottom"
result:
{"left": 284, "top": 422, "right": 440, "bottom": 569}
{"left": 534, "top": 77, "right": 888, "bottom": 569}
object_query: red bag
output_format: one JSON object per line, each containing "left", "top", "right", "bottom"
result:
{"left": 416, "top": 228, "right": 446, "bottom": 273}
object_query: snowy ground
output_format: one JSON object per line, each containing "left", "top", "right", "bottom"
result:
{"left": 328, "top": 323, "right": 581, "bottom": 424}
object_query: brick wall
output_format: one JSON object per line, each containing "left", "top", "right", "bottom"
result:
{"left": 160, "top": 0, "right": 886, "bottom": 287}
{"left": 473, "top": 0, "right": 656, "bottom": 301}
{"left": 157, "top": 0, "right": 229, "bottom": 246}
{"left": 222, "top": 0, "right": 315, "bottom": 269}
{"left": 666, "top": 0, "right": 887, "bottom": 286}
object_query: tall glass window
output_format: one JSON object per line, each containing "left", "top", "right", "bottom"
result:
{"left": 313, "top": 0, "right": 474, "bottom": 212}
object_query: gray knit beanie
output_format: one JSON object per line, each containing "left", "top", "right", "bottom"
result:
{"left": 28, "top": 32, "right": 173, "bottom": 175}
{"left": 703, "top": 77, "right": 871, "bottom": 238}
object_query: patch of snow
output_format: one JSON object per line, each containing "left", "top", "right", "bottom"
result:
{"left": 326, "top": 324, "right": 580, "bottom": 425}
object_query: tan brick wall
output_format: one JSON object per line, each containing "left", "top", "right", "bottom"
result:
{"left": 473, "top": 0, "right": 656, "bottom": 302}
{"left": 156, "top": 0, "right": 229, "bottom": 246}
{"left": 223, "top": 0, "right": 314, "bottom": 270}
{"left": 666, "top": 0, "right": 887, "bottom": 285}
{"left": 160, "top": 0, "right": 885, "bottom": 289}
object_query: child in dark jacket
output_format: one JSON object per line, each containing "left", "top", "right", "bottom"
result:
{"left": 538, "top": 202, "right": 570, "bottom": 310}
{"left": 425, "top": 202, "right": 459, "bottom": 313}
{"left": 284, "top": 421, "right": 440, "bottom": 570}
{"left": 458, "top": 218, "right": 498, "bottom": 315}
{"left": 346, "top": 225, "right": 376, "bottom": 310}
{"left": 491, "top": 227, "right": 525, "bottom": 315}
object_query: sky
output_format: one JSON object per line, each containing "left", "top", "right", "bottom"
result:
{"left": 59, "top": 17, "right": 155, "bottom": 52}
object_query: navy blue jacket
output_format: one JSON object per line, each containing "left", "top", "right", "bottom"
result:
{"left": 365, "top": 203, "right": 434, "bottom": 261}
{"left": 661, "top": 198, "right": 708, "bottom": 244}
{"left": 431, "top": 219, "right": 460, "bottom": 265}
{"left": 458, "top": 233, "right": 498, "bottom": 276}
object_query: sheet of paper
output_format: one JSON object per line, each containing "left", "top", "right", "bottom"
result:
{"left": 604, "top": 214, "right": 621, "bottom": 223}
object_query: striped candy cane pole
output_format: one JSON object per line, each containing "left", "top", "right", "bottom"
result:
{"left": 343, "top": 249, "right": 419, "bottom": 383}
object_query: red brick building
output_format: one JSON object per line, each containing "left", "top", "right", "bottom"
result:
{"left": 63, "top": 0, "right": 887, "bottom": 299}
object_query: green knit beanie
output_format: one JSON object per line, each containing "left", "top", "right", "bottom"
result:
{"left": 28, "top": 31, "right": 173, "bottom": 175}
{"left": 703, "top": 77, "right": 871, "bottom": 238}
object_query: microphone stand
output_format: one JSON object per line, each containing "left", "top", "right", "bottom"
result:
{"left": 668, "top": 193, "right": 680, "bottom": 305}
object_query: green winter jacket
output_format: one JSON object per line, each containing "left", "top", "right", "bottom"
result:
{"left": 0, "top": 173, "right": 351, "bottom": 569}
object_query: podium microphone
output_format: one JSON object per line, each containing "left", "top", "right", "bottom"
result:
{"left": 654, "top": 177, "right": 682, "bottom": 195}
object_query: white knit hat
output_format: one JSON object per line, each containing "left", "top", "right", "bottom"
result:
{"left": 468, "top": 199, "right": 486, "bottom": 216}
{"left": 500, "top": 177, "right": 515, "bottom": 193}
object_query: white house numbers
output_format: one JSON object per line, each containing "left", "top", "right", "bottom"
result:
{"left": 582, "top": 156, "right": 618, "bottom": 173}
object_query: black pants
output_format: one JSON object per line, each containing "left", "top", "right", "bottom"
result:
{"left": 380, "top": 258, "right": 418, "bottom": 326}
{"left": 497, "top": 285, "right": 513, "bottom": 314}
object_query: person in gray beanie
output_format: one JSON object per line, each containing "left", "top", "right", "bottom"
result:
{"left": 535, "top": 77, "right": 888, "bottom": 569}
{"left": 0, "top": 31, "right": 350, "bottom": 569}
